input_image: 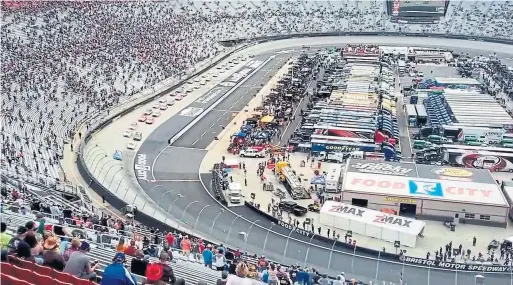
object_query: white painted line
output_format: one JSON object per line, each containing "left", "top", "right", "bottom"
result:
{"left": 156, "top": 179, "right": 200, "bottom": 182}
{"left": 201, "top": 131, "right": 207, "bottom": 137}
{"left": 150, "top": 55, "right": 275, "bottom": 180}
{"left": 192, "top": 139, "right": 199, "bottom": 146}
{"left": 167, "top": 146, "right": 207, "bottom": 151}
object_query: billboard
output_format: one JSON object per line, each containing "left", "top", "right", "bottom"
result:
{"left": 343, "top": 172, "right": 507, "bottom": 206}
{"left": 346, "top": 159, "right": 498, "bottom": 184}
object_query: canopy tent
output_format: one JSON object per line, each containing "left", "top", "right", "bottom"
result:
{"left": 319, "top": 201, "right": 425, "bottom": 247}
{"left": 260, "top": 115, "right": 275, "bottom": 123}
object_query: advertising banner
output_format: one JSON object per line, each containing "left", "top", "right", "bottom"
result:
{"left": 346, "top": 160, "right": 418, "bottom": 177}
{"left": 402, "top": 256, "right": 512, "bottom": 273}
{"left": 343, "top": 172, "right": 507, "bottom": 205}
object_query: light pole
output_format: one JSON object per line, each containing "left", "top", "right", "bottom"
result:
{"left": 282, "top": 228, "right": 295, "bottom": 263}
{"left": 89, "top": 152, "right": 104, "bottom": 170}
{"left": 209, "top": 209, "right": 225, "bottom": 236}
{"left": 97, "top": 160, "right": 116, "bottom": 180}
{"left": 194, "top": 205, "right": 210, "bottom": 229}
{"left": 327, "top": 239, "right": 337, "bottom": 270}
{"left": 226, "top": 215, "right": 240, "bottom": 242}
{"left": 157, "top": 189, "right": 173, "bottom": 207}
{"left": 92, "top": 154, "right": 108, "bottom": 175}
{"left": 181, "top": 201, "right": 198, "bottom": 221}
{"left": 84, "top": 145, "right": 100, "bottom": 162}
{"left": 244, "top": 219, "right": 260, "bottom": 253}
{"left": 167, "top": 194, "right": 184, "bottom": 213}
{"left": 102, "top": 164, "right": 121, "bottom": 185}
{"left": 303, "top": 234, "right": 316, "bottom": 267}
{"left": 262, "top": 222, "right": 275, "bottom": 252}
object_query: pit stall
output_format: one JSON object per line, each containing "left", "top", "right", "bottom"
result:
{"left": 340, "top": 159, "right": 510, "bottom": 227}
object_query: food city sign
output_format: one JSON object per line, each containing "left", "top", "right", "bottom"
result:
{"left": 277, "top": 220, "right": 312, "bottom": 237}
{"left": 344, "top": 172, "right": 499, "bottom": 203}
{"left": 402, "top": 257, "right": 512, "bottom": 272}
{"left": 134, "top": 154, "right": 150, "bottom": 180}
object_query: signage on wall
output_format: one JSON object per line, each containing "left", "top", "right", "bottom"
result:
{"left": 402, "top": 256, "right": 512, "bottom": 272}
{"left": 373, "top": 215, "right": 412, "bottom": 227}
{"left": 134, "top": 154, "right": 150, "bottom": 180}
{"left": 277, "top": 220, "right": 312, "bottom": 237}
{"left": 328, "top": 204, "right": 365, "bottom": 217}
{"left": 384, "top": 197, "right": 416, "bottom": 204}
{"left": 349, "top": 161, "right": 415, "bottom": 176}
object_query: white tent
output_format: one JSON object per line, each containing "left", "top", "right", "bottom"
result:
{"left": 319, "top": 201, "right": 425, "bottom": 247}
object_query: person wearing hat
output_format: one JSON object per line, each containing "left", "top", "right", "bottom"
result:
{"left": 63, "top": 241, "right": 98, "bottom": 280}
{"left": 100, "top": 252, "right": 137, "bottom": 285}
{"left": 7, "top": 226, "right": 28, "bottom": 254}
{"left": 143, "top": 252, "right": 185, "bottom": 285}
{"left": 202, "top": 244, "right": 213, "bottom": 269}
{"left": 42, "top": 236, "right": 66, "bottom": 271}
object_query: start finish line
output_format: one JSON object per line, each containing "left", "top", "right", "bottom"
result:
{"left": 403, "top": 257, "right": 513, "bottom": 273}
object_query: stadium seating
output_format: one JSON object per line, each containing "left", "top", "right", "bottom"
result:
{"left": 2, "top": 1, "right": 513, "bottom": 284}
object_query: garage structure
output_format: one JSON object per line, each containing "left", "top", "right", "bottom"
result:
{"left": 341, "top": 159, "right": 510, "bottom": 227}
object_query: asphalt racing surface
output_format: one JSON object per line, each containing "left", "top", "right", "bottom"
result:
{"left": 135, "top": 46, "right": 512, "bottom": 284}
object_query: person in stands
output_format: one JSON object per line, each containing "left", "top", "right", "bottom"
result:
{"left": 42, "top": 236, "right": 66, "bottom": 271}
{"left": 116, "top": 237, "right": 128, "bottom": 252}
{"left": 62, "top": 237, "right": 81, "bottom": 261}
{"left": 101, "top": 252, "right": 137, "bottom": 285}
{"left": 63, "top": 241, "right": 98, "bottom": 280}
{"left": 0, "top": 222, "right": 12, "bottom": 249}
{"left": 124, "top": 240, "right": 138, "bottom": 256}
{"left": 202, "top": 244, "right": 213, "bottom": 268}
{"left": 130, "top": 250, "right": 148, "bottom": 276}
{"left": 7, "top": 226, "right": 28, "bottom": 254}
{"left": 143, "top": 252, "right": 185, "bottom": 285}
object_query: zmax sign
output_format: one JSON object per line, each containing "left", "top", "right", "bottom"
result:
{"left": 373, "top": 215, "right": 411, "bottom": 227}
{"left": 328, "top": 205, "right": 364, "bottom": 217}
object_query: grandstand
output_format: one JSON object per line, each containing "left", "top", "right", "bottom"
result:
{"left": 1, "top": 0, "right": 513, "bottom": 284}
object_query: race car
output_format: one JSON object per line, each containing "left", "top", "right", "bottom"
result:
{"left": 146, "top": 117, "right": 155, "bottom": 124}
{"left": 123, "top": 130, "right": 133, "bottom": 138}
{"left": 128, "top": 122, "right": 138, "bottom": 130}
{"left": 138, "top": 115, "right": 147, "bottom": 122}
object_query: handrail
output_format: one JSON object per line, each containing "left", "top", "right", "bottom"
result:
{"left": 76, "top": 32, "right": 513, "bottom": 277}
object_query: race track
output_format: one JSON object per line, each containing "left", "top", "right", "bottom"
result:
{"left": 134, "top": 37, "right": 513, "bottom": 285}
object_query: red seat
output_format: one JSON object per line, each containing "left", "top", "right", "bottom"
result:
{"left": 31, "top": 272, "right": 53, "bottom": 285}
{"left": 11, "top": 265, "right": 33, "bottom": 283}
{"left": 0, "top": 273, "right": 33, "bottom": 285}
{"left": 34, "top": 264, "right": 55, "bottom": 278}
{"left": 10, "top": 257, "right": 36, "bottom": 272}
{"left": 1, "top": 263, "right": 15, "bottom": 276}
{"left": 54, "top": 280, "right": 74, "bottom": 285}
{"left": 58, "top": 273, "right": 93, "bottom": 285}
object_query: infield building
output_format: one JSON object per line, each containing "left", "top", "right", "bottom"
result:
{"left": 341, "top": 159, "right": 510, "bottom": 227}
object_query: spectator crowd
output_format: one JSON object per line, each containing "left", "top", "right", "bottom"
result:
{"left": 2, "top": 1, "right": 513, "bottom": 284}
{"left": 1, "top": 0, "right": 513, "bottom": 185}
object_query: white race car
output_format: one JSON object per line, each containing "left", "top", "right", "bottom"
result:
{"left": 127, "top": 141, "right": 137, "bottom": 150}
{"left": 123, "top": 130, "right": 133, "bottom": 138}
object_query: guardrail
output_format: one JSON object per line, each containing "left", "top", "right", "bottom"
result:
{"left": 76, "top": 32, "right": 513, "bottom": 278}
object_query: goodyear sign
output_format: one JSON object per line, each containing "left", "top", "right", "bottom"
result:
{"left": 312, "top": 142, "right": 378, "bottom": 153}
